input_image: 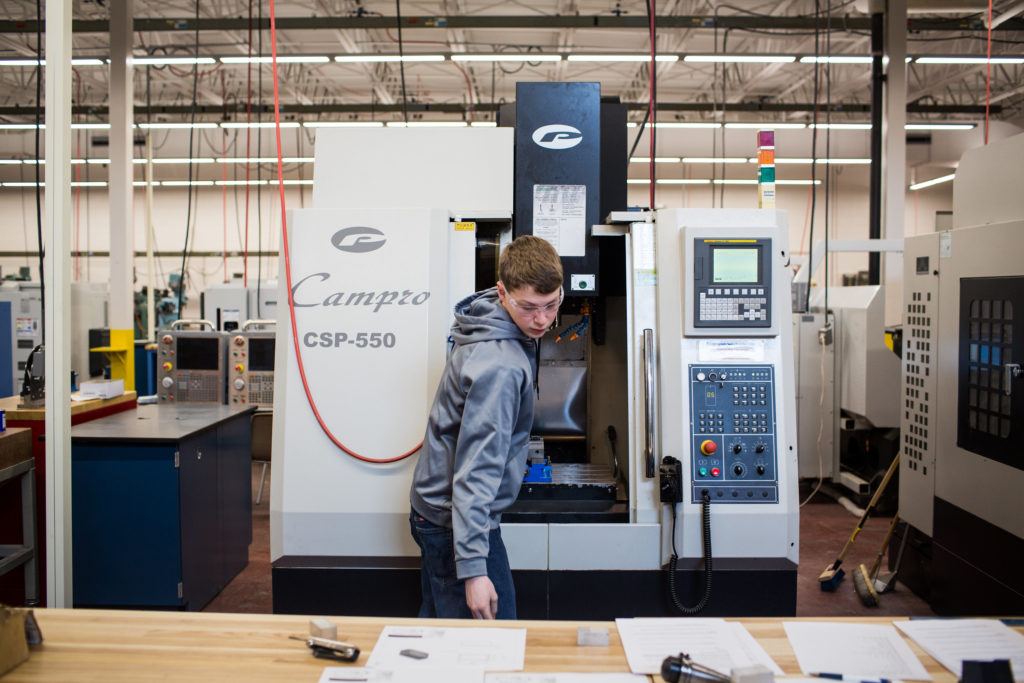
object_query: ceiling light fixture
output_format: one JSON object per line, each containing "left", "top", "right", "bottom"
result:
{"left": 909, "top": 173, "right": 955, "bottom": 190}
{"left": 334, "top": 55, "right": 444, "bottom": 63}
{"left": 453, "top": 54, "right": 561, "bottom": 62}
{"left": 685, "top": 55, "right": 795, "bottom": 63}
{"left": 221, "top": 56, "right": 330, "bottom": 64}
{"left": 302, "top": 121, "right": 384, "bottom": 128}
{"left": 138, "top": 122, "right": 220, "bottom": 130}
{"left": 914, "top": 56, "right": 1024, "bottom": 65}
{"left": 0, "top": 58, "right": 105, "bottom": 66}
{"left": 809, "top": 123, "right": 873, "bottom": 130}
{"left": 630, "top": 157, "right": 682, "bottom": 163}
{"left": 800, "top": 56, "right": 873, "bottom": 64}
{"left": 133, "top": 57, "right": 217, "bottom": 66}
{"left": 221, "top": 122, "right": 301, "bottom": 129}
{"left": 567, "top": 55, "right": 678, "bottom": 63}
{"left": 683, "top": 157, "right": 749, "bottom": 164}
{"left": 725, "top": 122, "right": 807, "bottom": 129}
{"left": 626, "top": 122, "right": 722, "bottom": 129}
{"left": 386, "top": 121, "right": 468, "bottom": 127}
{"left": 905, "top": 123, "right": 975, "bottom": 130}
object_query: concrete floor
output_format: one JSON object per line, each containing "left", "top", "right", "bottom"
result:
{"left": 203, "top": 467, "right": 934, "bottom": 617}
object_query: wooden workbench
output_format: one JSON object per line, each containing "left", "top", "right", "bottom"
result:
{"left": 6, "top": 610, "right": 1011, "bottom": 682}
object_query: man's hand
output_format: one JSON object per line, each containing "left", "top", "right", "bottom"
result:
{"left": 465, "top": 575, "right": 498, "bottom": 619}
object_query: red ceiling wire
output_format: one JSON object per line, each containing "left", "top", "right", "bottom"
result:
{"left": 267, "top": 0, "right": 421, "bottom": 463}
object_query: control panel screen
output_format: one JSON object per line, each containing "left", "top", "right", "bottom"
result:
{"left": 249, "top": 337, "right": 276, "bottom": 371}
{"left": 693, "top": 238, "right": 772, "bottom": 329}
{"left": 176, "top": 337, "right": 220, "bottom": 370}
{"left": 712, "top": 246, "right": 760, "bottom": 284}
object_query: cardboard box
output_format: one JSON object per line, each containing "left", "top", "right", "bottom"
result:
{"left": 0, "top": 606, "right": 29, "bottom": 676}
{"left": 78, "top": 378, "right": 125, "bottom": 400}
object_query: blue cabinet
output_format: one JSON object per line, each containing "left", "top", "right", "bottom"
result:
{"left": 71, "top": 404, "right": 253, "bottom": 610}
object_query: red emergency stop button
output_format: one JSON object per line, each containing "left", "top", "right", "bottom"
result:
{"left": 700, "top": 439, "right": 717, "bottom": 456}
{"left": 162, "top": 362, "right": 172, "bottom": 371}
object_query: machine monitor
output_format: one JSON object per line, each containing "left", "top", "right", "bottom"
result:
{"left": 692, "top": 238, "right": 772, "bottom": 329}
{"left": 227, "top": 330, "right": 275, "bottom": 408}
{"left": 176, "top": 337, "right": 221, "bottom": 370}
{"left": 248, "top": 337, "right": 275, "bottom": 372}
{"left": 157, "top": 330, "right": 226, "bottom": 404}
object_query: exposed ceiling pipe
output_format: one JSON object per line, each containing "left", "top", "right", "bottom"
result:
{"left": 988, "top": 0, "right": 1024, "bottom": 28}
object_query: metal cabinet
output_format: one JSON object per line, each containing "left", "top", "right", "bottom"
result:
{"left": 71, "top": 404, "right": 253, "bottom": 610}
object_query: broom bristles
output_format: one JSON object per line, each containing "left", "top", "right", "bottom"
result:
{"left": 854, "top": 563, "right": 880, "bottom": 607}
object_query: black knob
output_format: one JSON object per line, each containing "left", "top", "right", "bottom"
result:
{"left": 756, "top": 464, "right": 766, "bottom": 475}
{"left": 733, "top": 464, "right": 744, "bottom": 476}
{"left": 709, "top": 372, "right": 718, "bottom": 381}
{"left": 733, "top": 444, "right": 742, "bottom": 454}
{"left": 755, "top": 444, "right": 765, "bottom": 453}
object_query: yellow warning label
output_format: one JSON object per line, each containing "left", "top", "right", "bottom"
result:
{"left": 454, "top": 222, "right": 476, "bottom": 231}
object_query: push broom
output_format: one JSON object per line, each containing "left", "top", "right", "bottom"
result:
{"left": 854, "top": 514, "right": 900, "bottom": 607}
{"left": 818, "top": 454, "right": 900, "bottom": 591}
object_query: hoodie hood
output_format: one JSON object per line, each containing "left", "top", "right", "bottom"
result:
{"left": 450, "top": 286, "right": 529, "bottom": 345}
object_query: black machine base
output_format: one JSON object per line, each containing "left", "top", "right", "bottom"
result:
{"left": 272, "top": 556, "right": 797, "bottom": 619}
{"left": 892, "top": 498, "right": 1024, "bottom": 615}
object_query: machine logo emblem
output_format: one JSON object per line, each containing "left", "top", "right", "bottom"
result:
{"left": 532, "top": 124, "right": 583, "bottom": 150}
{"left": 331, "top": 226, "right": 386, "bottom": 253}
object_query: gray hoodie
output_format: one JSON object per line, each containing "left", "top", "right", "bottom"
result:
{"left": 410, "top": 286, "right": 537, "bottom": 579}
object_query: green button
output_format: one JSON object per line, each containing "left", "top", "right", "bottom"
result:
{"left": 698, "top": 467, "right": 708, "bottom": 477}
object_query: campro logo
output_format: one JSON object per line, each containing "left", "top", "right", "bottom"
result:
{"left": 532, "top": 124, "right": 583, "bottom": 150}
{"left": 331, "top": 226, "right": 386, "bottom": 253}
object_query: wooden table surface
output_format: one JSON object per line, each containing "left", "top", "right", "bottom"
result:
{"left": 7, "top": 609, "right": 1012, "bottom": 682}
{"left": 0, "top": 392, "right": 137, "bottom": 421}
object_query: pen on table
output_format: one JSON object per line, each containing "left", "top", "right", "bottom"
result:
{"left": 811, "top": 672, "right": 893, "bottom": 683}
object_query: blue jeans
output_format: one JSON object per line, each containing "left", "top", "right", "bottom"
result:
{"left": 409, "top": 509, "right": 517, "bottom": 619}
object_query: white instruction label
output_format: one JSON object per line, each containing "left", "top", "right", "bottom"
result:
{"left": 533, "top": 184, "right": 586, "bottom": 257}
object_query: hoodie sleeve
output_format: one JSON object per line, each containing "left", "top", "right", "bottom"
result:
{"left": 451, "top": 345, "right": 528, "bottom": 579}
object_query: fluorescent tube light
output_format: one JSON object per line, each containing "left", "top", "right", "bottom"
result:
{"left": 216, "top": 179, "right": 269, "bottom": 186}
{"left": 683, "top": 157, "right": 749, "bottom": 164}
{"left": 685, "top": 55, "right": 795, "bottom": 63}
{"left": 138, "top": 122, "right": 220, "bottom": 129}
{"left": 133, "top": 57, "right": 217, "bottom": 66}
{"left": 764, "top": 157, "right": 872, "bottom": 164}
{"left": 630, "top": 157, "right": 682, "bottom": 163}
{"left": 220, "top": 56, "right": 330, "bottom": 64}
{"left": 152, "top": 157, "right": 215, "bottom": 164}
{"left": 909, "top": 173, "right": 955, "bottom": 190}
{"left": 905, "top": 123, "right": 975, "bottom": 130}
{"left": 725, "top": 122, "right": 807, "bottom": 129}
{"left": 657, "top": 179, "right": 712, "bottom": 184}
{"left": 161, "top": 180, "right": 216, "bottom": 187}
{"left": 386, "top": 121, "right": 468, "bottom": 127}
{"left": 334, "top": 55, "right": 445, "bottom": 63}
{"left": 567, "top": 55, "right": 678, "bottom": 63}
{"left": 470, "top": 122, "right": 497, "bottom": 127}
{"left": 220, "top": 122, "right": 300, "bottom": 129}
{"left": 914, "top": 56, "right": 1024, "bottom": 65}
{"left": 800, "top": 56, "right": 873, "bottom": 64}
{"left": 277, "top": 179, "right": 315, "bottom": 185}
{"left": 71, "top": 181, "right": 108, "bottom": 187}
{"left": 626, "top": 122, "right": 722, "bottom": 129}
{"left": 0, "top": 58, "right": 105, "bottom": 66}
{"left": 713, "top": 179, "right": 758, "bottom": 184}
{"left": 777, "top": 179, "right": 823, "bottom": 185}
{"left": 810, "top": 123, "right": 873, "bottom": 130}
{"left": 302, "top": 121, "right": 384, "bottom": 128}
{"left": 452, "top": 54, "right": 561, "bottom": 62}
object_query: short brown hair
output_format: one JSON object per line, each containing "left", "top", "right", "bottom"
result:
{"left": 498, "top": 235, "right": 563, "bottom": 294}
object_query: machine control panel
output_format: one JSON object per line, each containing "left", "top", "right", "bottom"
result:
{"left": 689, "top": 364, "right": 778, "bottom": 503}
{"left": 227, "top": 332, "right": 275, "bottom": 408}
{"left": 692, "top": 238, "right": 773, "bottom": 328}
{"left": 157, "top": 331, "right": 226, "bottom": 404}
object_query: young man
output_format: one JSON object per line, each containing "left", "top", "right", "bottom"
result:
{"left": 409, "top": 235, "right": 563, "bottom": 620}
